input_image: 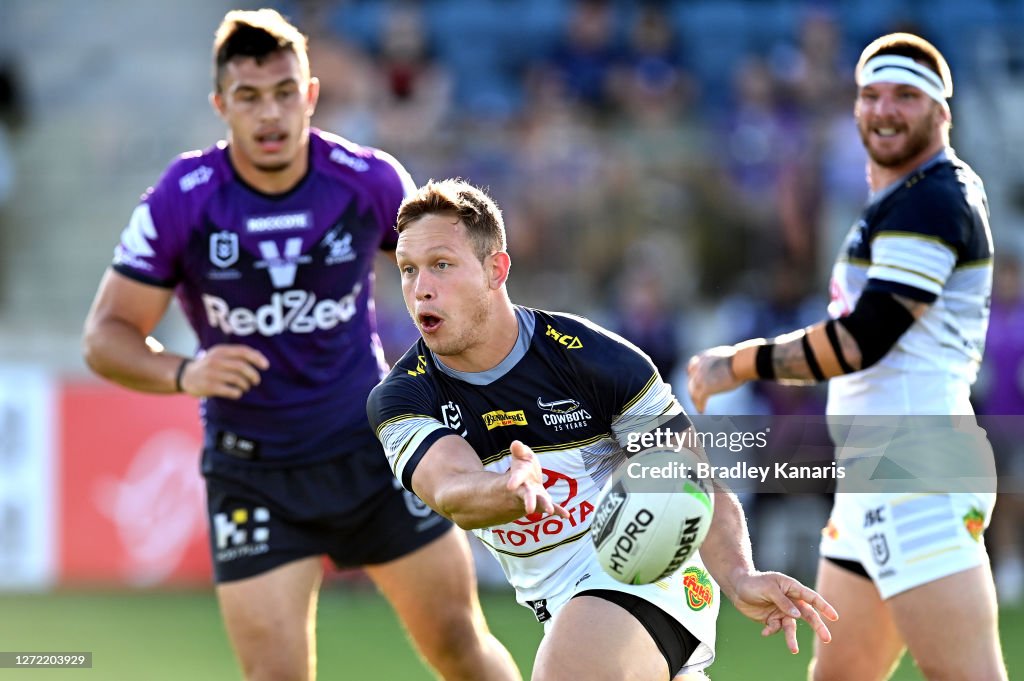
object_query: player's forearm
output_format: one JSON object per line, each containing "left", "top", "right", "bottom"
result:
{"left": 769, "top": 328, "right": 836, "bottom": 383}
{"left": 82, "top": 317, "right": 185, "bottom": 393}
{"left": 431, "top": 473, "right": 535, "bottom": 530}
{"left": 732, "top": 289, "right": 926, "bottom": 387}
{"left": 696, "top": 482, "right": 756, "bottom": 604}
{"left": 732, "top": 321, "right": 863, "bottom": 385}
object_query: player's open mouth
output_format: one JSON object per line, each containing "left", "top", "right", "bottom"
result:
{"left": 872, "top": 126, "right": 902, "bottom": 138}
{"left": 418, "top": 313, "right": 443, "bottom": 333}
{"left": 256, "top": 131, "right": 287, "bottom": 152}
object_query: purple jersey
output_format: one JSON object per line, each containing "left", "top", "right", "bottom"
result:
{"left": 111, "top": 129, "right": 415, "bottom": 463}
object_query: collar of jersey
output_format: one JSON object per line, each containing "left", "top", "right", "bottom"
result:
{"left": 868, "top": 146, "right": 953, "bottom": 206}
{"left": 431, "top": 306, "right": 535, "bottom": 385}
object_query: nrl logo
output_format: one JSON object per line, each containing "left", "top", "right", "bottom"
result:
{"left": 210, "top": 231, "right": 239, "bottom": 268}
{"left": 869, "top": 532, "right": 890, "bottom": 565}
{"left": 441, "top": 401, "right": 467, "bottom": 437}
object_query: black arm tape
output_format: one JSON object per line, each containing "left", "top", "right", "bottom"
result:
{"left": 755, "top": 343, "right": 776, "bottom": 380}
{"left": 836, "top": 289, "right": 916, "bottom": 368}
{"left": 801, "top": 333, "right": 826, "bottom": 381}
{"left": 824, "top": 320, "right": 856, "bottom": 374}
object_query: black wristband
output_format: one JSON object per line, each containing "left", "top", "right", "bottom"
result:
{"left": 174, "top": 358, "right": 191, "bottom": 393}
{"left": 755, "top": 343, "right": 776, "bottom": 380}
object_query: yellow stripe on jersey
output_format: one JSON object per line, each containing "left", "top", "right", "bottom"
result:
{"left": 837, "top": 255, "right": 872, "bottom": 267}
{"left": 905, "top": 544, "right": 962, "bottom": 565}
{"left": 620, "top": 372, "right": 660, "bottom": 414}
{"left": 870, "top": 262, "right": 945, "bottom": 288}
{"left": 956, "top": 257, "right": 993, "bottom": 270}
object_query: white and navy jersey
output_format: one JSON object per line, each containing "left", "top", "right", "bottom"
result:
{"left": 827, "top": 149, "right": 993, "bottom": 415}
{"left": 111, "top": 129, "right": 415, "bottom": 463}
{"left": 367, "top": 307, "right": 688, "bottom": 603}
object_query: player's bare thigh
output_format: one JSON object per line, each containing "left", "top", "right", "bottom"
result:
{"left": 365, "top": 528, "right": 520, "bottom": 681}
{"left": 216, "top": 556, "right": 323, "bottom": 681}
{"left": 364, "top": 527, "right": 484, "bottom": 640}
{"left": 532, "top": 594, "right": 668, "bottom": 681}
{"left": 809, "top": 558, "right": 904, "bottom": 681}
{"left": 887, "top": 564, "right": 1007, "bottom": 681}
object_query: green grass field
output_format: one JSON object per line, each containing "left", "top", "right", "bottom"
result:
{"left": 0, "top": 586, "right": 1020, "bottom": 680}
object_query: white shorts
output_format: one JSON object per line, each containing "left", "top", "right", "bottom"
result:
{"left": 820, "top": 491, "right": 996, "bottom": 599}
{"left": 534, "top": 554, "right": 721, "bottom": 676}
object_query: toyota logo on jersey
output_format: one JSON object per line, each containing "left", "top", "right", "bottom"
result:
{"left": 514, "top": 468, "right": 579, "bottom": 525}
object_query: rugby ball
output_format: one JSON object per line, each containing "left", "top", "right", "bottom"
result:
{"left": 590, "top": 449, "right": 714, "bottom": 585}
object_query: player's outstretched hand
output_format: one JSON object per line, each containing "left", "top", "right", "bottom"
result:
{"left": 728, "top": 570, "right": 839, "bottom": 654}
{"left": 179, "top": 344, "right": 270, "bottom": 399}
{"left": 686, "top": 345, "right": 743, "bottom": 413}
{"left": 505, "top": 440, "right": 569, "bottom": 520}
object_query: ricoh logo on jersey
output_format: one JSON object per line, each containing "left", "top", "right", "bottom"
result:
{"left": 245, "top": 211, "right": 311, "bottom": 233}
{"left": 482, "top": 409, "right": 528, "bottom": 430}
{"left": 537, "top": 396, "right": 592, "bottom": 432}
{"left": 203, "top": 283, "right": 362, "bottom": 336}
{"left": 491, "top": 468, "right": 594, "bottom": 548}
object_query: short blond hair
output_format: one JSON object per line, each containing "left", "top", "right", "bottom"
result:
{"left": 397, "top": 179, "right": 506, "bottom": 262}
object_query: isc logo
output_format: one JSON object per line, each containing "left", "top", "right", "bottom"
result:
{"left": 544, "top": 325, "right": 583, "bottom": 349}
{"left": 864, "top": 507, "right": 885, "bottom": 527}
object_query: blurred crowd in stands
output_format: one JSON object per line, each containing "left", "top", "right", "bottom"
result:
{"left": 269, "top": 0, "right": 1022, "bottom": 415}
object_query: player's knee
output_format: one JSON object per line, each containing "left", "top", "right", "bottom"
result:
{"left": 238, "top": 652, "right": 310, "bottom": 681}
{"left": 231, "top": 625, "right": 311, "bottom": 681}
{"left": 809, "top": 661, "right": 842, "bottom": 681}
{"left": 914, "top": 658, "right": 1006, "bottom": 681}
{"left": 416, "top": 604, "right": 493, "bottom": 669}
{"left": 426, "top": 607, "right": 488, "bottom": 655}
{"left": 808, "top": 654, "right": 853, "bottom": 681}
